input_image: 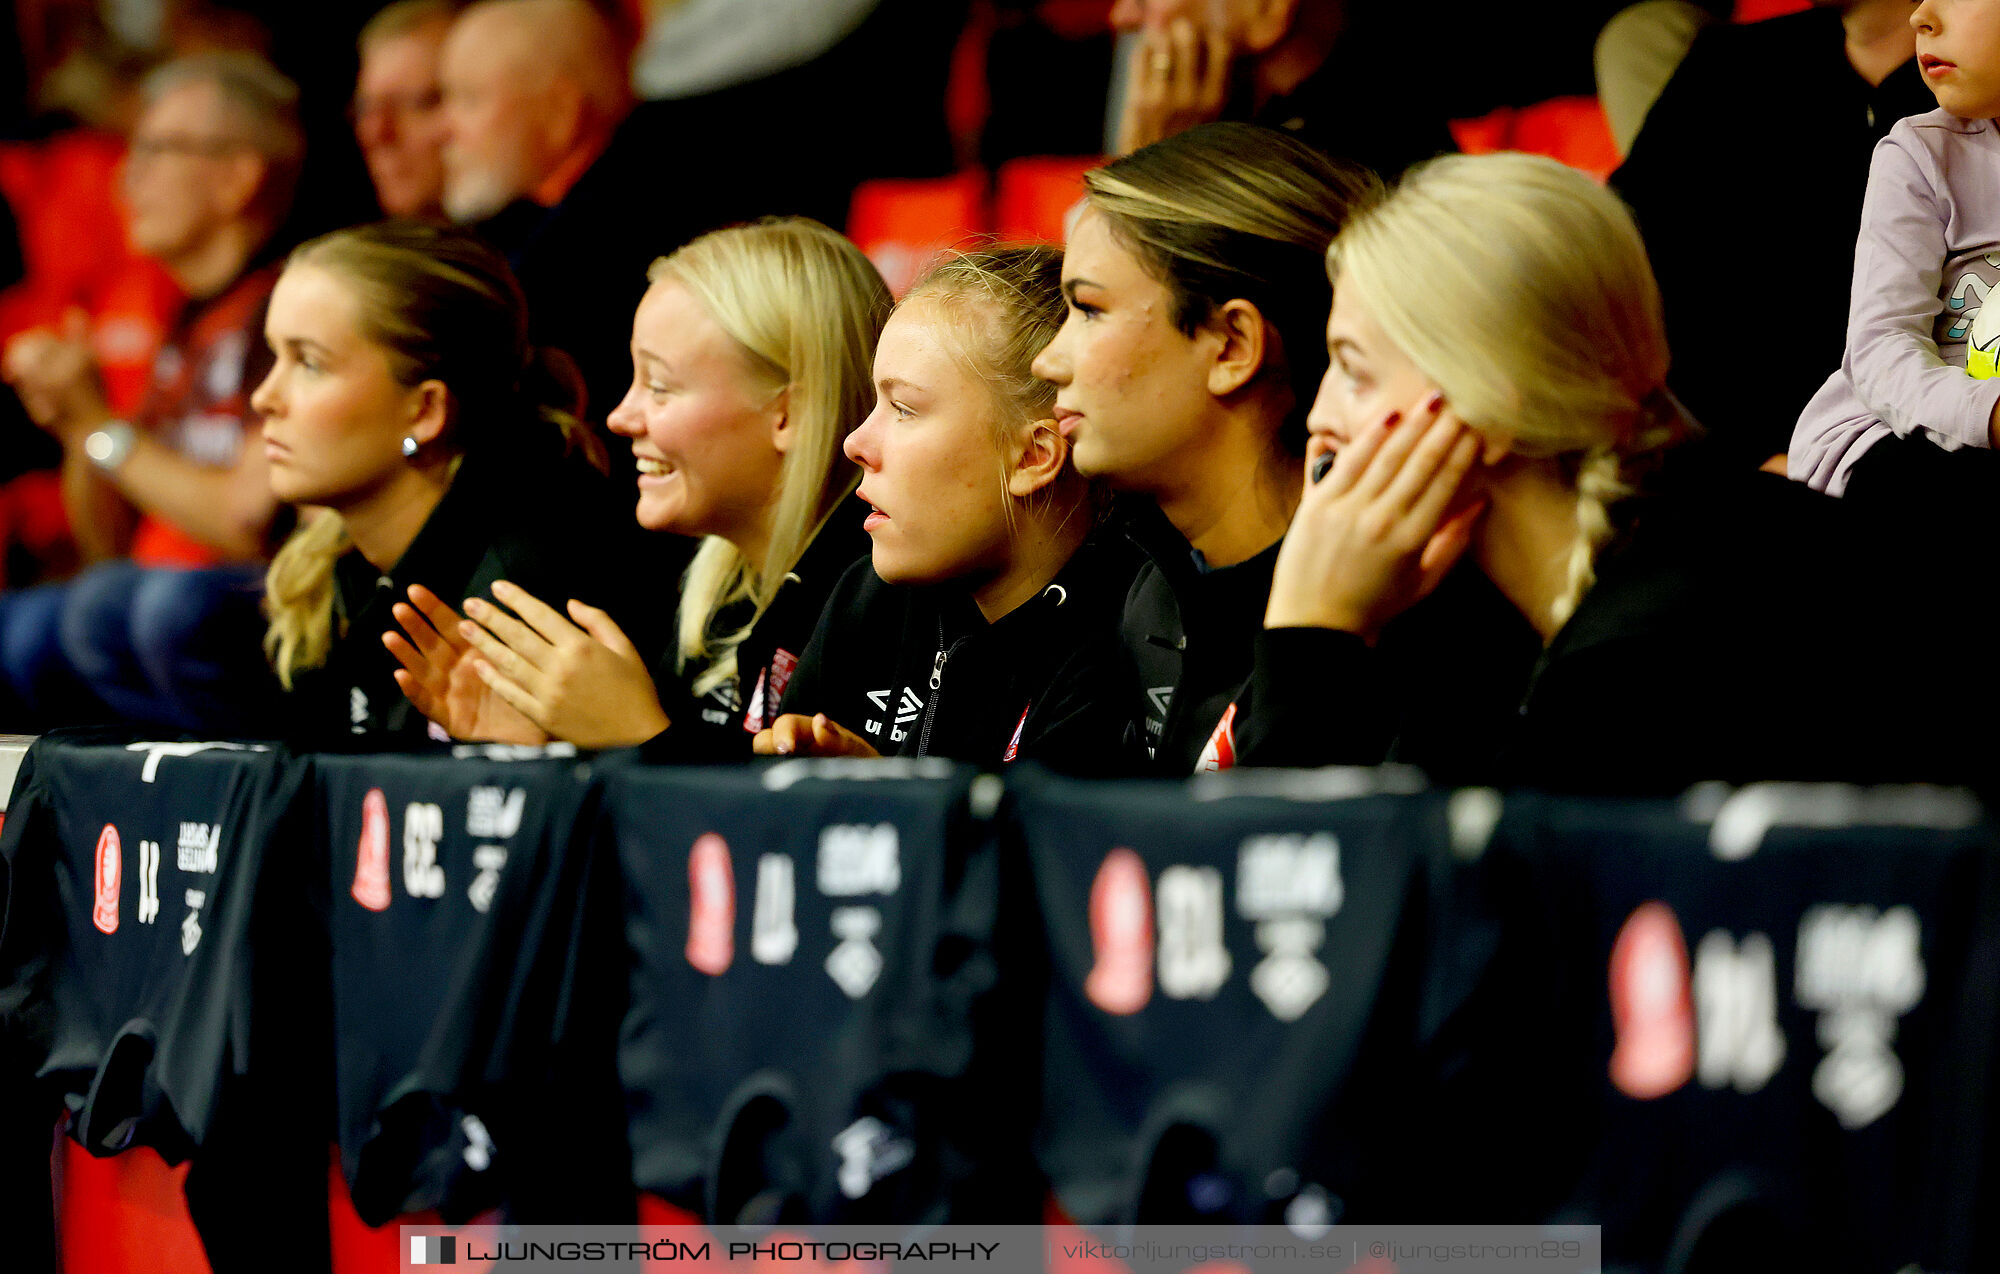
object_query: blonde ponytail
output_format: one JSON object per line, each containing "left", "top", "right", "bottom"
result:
{"left": 263, "top": 509, "right": 351, "bottom": 689}
{"left": 260, "top": 220, "right": 577, "bottom": 686}
{"left": 1553, "top": 450, "right": 1622, "bottom": 630}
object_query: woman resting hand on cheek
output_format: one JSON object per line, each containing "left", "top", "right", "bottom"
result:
{"left": 1243, "top": 152, "right": 1953, "bottom": 790}
{"left": 389, "top": 218, "right": 887, "bottom": 752}
{"left": 753, "top": 247, "right": 1141, "bottom": 773}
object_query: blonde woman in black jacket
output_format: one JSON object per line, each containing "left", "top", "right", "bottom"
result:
{"left": 754, "top": 246, "right": 1142, "bottom": 773}
{"left": 255, "top": 220, "right": 652, "bottom": 743}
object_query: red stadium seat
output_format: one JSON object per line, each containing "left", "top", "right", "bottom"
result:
{"left": 57, "top": 1141, "right": 212, "bottom": 1274}
{"left": 947, "top": 1, "right": 997, "bottom": 164}
{"left": 1448, "top": 95, "right": 1622, "bottom": 182}
{"left": 846, "top": 171, "right": 990, "bottom": 296}
{"left": 1036, "top": 0, "right": 1116, "bottom": 38}
{"left": 993, "top": 155, "right": 1100, "bottom": 245}
{"left": 0, "top": 469, "right": 74, "bottom": 588}
{"left": 1733, "top": 0, "right": 1810, "bottom": 20}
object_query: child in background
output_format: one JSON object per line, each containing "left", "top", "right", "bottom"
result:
{"left": 1792, "top": 0, "right": 2000, "bottom": 515}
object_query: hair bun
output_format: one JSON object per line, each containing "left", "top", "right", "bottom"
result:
{"left": 521, "top": 344, "right": 587, "bottom": 420}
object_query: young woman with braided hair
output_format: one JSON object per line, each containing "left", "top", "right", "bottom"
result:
{"left": 256, "top": 219, "right": 663, "bottom": 742}
{"left": 1249, "top": 152, "right": 1965, "bottom": 790}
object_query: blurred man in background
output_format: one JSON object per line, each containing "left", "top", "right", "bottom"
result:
{"left": 0, "top": 52, "right": 301, "bottom": 731}
{"left": 353, "top": 0, "right": 457, "bottom": 218}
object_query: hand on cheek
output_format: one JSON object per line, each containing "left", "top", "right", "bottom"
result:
{"left": 1267, "top": 388, "right": 1486, "bottom": 639}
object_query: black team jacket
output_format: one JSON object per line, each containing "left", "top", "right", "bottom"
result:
{"left": 292, "top": 440, "right": 674, "bottom": 747}
{"left": 643, "top": 494, "right": 873, "bottom": 762}
{"left": 776, "top": 530, "right": 1145, "bottom": 774}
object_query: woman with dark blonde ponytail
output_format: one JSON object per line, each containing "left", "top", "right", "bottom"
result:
{"left": 1029, "top": 121, "right": 1386, "bottom": 774}
{"left": 752, "top": 245, "right": 1144, "bottom": 773}
{"left": 1252, "top": 152, "right": 1962, "bottom": 790}
{"left": 254, "top": 219, "right": 658, "bottom": 741}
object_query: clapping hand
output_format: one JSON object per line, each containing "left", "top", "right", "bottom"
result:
{"left": 454, "top": 580, "right": 672, "bottom": 749}
{"left": 2, "top": 309, "right": 109, "bottom": 441}
{"left": 386, "top": 584, "right": 549, "bottom": 744}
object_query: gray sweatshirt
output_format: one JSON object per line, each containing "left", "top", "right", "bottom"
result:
{"left": 1791, "top": 109, "right": 2000, "bottom": 494}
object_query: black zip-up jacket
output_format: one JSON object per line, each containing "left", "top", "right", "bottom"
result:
{"left": 1120, "top": 495, "right": 1540, "bottom": 779}
{"left": 291, "top": 441, "right": 677, "bottom": 747}
{"left": 1114, "top": 499, "right": 1282, "bottom": 774}
{"left": 777, "top": 531, "right": 1145, "bottom": 774}
{"left": 1233, "top": 464, "right": 1995, "bottom": 791}
{"left": 643, "top": 494, "right": 872, "bottom": 762}
{"left": 1233, "top": 561, "right": 1542, "bottom": 783}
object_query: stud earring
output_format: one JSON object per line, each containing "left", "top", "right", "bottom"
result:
{"left": 401, "top": 436, "right": 420, "bottom": 458}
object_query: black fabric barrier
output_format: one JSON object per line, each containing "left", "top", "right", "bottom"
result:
{"left": 602, "top": 755, "right": 1036, "bottom": 1224}
{"left": 0, "top": 728, "right": 328, "bottom": 1273}
{"left": 317, "top": 743, "right": 630, "bottom": 1226}
{"left": 1008, "top": 766, "right": 1590, "bottom": 1229}
{"left": 1, "top": 737, "right": 1996, "bottom": 1273}
{"left": 1480, "top": 785, "right": 2000, "bottom": 1274}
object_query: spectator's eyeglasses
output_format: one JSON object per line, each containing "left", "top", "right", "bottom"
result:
{"left": 349, "top": 88, "right": 445, "bottom": 127}
{"left": 127, "top": 134, "right": 256, "bottom": 162}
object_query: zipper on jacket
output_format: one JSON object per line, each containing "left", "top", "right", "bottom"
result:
{"left": 917, "top": 616, "right": 967, "bottom": 756}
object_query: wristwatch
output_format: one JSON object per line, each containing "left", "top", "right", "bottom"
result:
{"left": 83, "top": 421, "right": 138, "bottom": 473}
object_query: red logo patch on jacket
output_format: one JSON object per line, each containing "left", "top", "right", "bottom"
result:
{"left": 1085, "top": 847, "right": 1154, "bottom": 1015}
{"left": 686, "top": 833, "right": 736, "bottom": 975}
{"left": 92, "top": 824, "right": 122, "bottom": 934}
{"left": 767, "top": 649, "right": 798, "bottom": 719}
{"left": 1002, "top": 703, "right": 1032, "bottom": 763}
{"left": 352, "top": 788, "right": 392, "bottom": 912}
{"left": 1195, "top": 703, "right": 1238, "bottom": 772}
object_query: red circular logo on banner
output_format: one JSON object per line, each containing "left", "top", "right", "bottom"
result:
{"left": 352, "top": 788, "right": 393, "bottom": 912}
{"left": 92, "top": 824, "right": 121, "bottom": 934}
{"left": 1609, "top": 900, "right": 1696, "bottom": 1100}
{"left": 1085, "top": 847, "right": 1153, "bottom": 1015}
{"left": 686, "top": 833, "right": 736, "bottom": 975}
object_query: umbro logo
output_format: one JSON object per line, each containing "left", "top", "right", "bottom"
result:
{"left": 862, "top": 686, "right": 923, "bottom": 741}
{"left": 1146, "top": 686, "right": 1174, "bottom": 718}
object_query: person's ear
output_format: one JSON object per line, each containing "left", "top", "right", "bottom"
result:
{"left": 769, "top": 385, "right": 793, "bottom": 455}
{"left": 406, "top": 379, "right": 451, "bottom": 448}
{"left": 211, "top": 152, "right": 266, "bottom": 221}
{"left": 538, "top": 77, "right": 588, "bottom": 161}
{"left": 1205, "top": 297, "right": 1271, "bottom": 398}
{"left": 1005, "top": 417, "right": 1068, "bottom": 499}
{"left": 1241, "top": 0, "right": 1302, "bottom": 53}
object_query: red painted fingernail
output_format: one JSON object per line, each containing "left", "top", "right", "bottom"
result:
{"left": 1425, "top": 392, "right": 1445, "bottom": 413}
{"left": 1383, "top": 412, "right": 1401, "bottom": 429}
